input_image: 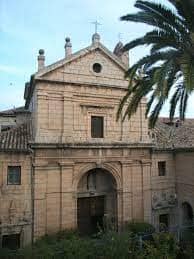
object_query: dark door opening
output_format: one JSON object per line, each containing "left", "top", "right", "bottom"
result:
{"left": 182, "top": 202, "right": 193, "bottom": 225}
{"left": 2, "top": 234, "right": 20, "bottom": 250}
{"left": 77, "top": 196, "right": 104, "bottom": 235}
{"left": 159, "top": 214, "right": 169, "bottom": 231}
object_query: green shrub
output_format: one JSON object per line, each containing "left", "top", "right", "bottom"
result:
{"left": 141, "top": 232, "right": 179, "bottom": 259}
{"left": 26, "top": 231, "right": 97, "bottom": 259}
{"left": 126, "top": 221, "right": 155, "bottom": 236}
{"left": 1, "top": 227, "right": 194, "bottom": 259}
{"left": 97, "top": 231, "right": 130, "bottom": 259}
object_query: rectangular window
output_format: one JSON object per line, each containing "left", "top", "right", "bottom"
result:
{"left": 7, "top": 166, "right": 21, "bottom": 185}
{"left": 91, "top": 116, "right": 104, "bottom": 138}
{"left": 159, "top": 214, "right": 169, "bottom": 229}
{"left": 158, "top": 161, "right": 166, "bottom": 176}
{"left": 2, "top": 234, "right": 20, "bottom": 250}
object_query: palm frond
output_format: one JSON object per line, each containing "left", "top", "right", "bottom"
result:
{"left": 169, "top": 86, "right": 182, "bottom": 120}
{"left": 125, "top": 49, "right": 178, "bottom": 78}
{"left": 135, "top": 0, "right": 187, "bottom": 33}
{"left": 180, "top": 53, "right": 194, "bottom": 92}
{"left": 123, "top": 30, "right": 181, "bottom": 53}
{"left": 146, "top": 93, "right": 155, "bottom": 118}
{"left": 171, "top": 0, "right": 194, "bottom": 31}
{"left": 121, "top": 1, "right": 189, "bottom": 40}
{"left": 121, "top": 12, "right": 178, "bottom": 34}
{"left": 179, "top": 88, "right": 188, "bottom": 120}
{"left": 116, "top": 82, "right": 140, "bottom": 121}
{"left": 149, "top": 98, "right": 165, "bottom": 128}
{"left": 122, "top": 79, "right": 153, "bottom": 121}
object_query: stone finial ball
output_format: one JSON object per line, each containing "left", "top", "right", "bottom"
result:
{"left": 92, "top": 33, "right": 100, "bottom": 43}
{"left": 65, "top": 37, "right": 71, "bottom": 42}
{"left": 39, "top": 49, "right": 45, "bottom": 55}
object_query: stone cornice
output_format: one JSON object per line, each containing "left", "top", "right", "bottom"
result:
{"left": 152, "top": 147, "right": 194, "bottom": 153}
{"left": 34, "top": 77, "right": 128, "bottom": 91}
{"left": 29, "top": 142, "right": 154, "bottom": 149}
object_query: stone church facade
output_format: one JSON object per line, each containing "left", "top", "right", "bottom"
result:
{"left": 0, "top": 33, "right": 193, "bottom": 248}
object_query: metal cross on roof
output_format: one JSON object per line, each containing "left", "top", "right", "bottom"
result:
{"left": 118, "top": 33, "right": 123, "bottom": 42}
{"left": 91, "top": 20, "right": 102, "bottom": 34}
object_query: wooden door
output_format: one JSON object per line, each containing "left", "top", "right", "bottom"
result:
{"left": 77, "top": 196, "right": 104, "bottom": 235}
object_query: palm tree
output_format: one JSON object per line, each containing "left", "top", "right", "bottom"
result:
{"left": 117, "top": 0, "right": 194, "bottom": 128}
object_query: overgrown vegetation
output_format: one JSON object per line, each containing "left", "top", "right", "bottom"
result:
{"left": 1, "top": 222, "right": 194, "bottom": 258}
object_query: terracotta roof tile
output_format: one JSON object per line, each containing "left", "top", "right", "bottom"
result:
{"left": 153, "top": 119, "right": 194, "bottom": 149}
{"left": 0, "top": 122, "right": 32, "bottom": 152}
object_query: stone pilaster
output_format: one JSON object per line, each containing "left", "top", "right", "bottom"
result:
{"left": 121, "top": 161, "right": 133, "bottom": 225}
{"left": 62, "top": 93, "right": 74, "bottom": 142}
{"left": 141, "top": 159, "right": 152, "bottom": 224}
{"left": 59, "top": 162, "right": 76, "bottom": 230}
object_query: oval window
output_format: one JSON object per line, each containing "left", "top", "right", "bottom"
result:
{"left": 93, "top": 63, "right": 102, "bottom": 73}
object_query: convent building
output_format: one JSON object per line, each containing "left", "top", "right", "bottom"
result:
{"left": 0, "top": 33, "right": 193, "bottom": 249}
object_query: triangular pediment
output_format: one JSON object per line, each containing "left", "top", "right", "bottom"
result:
{"left": 34, "top": 42, "right": 128, "bottom": 87}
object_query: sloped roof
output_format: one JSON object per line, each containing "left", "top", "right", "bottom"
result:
{"left": 0, "top": 122, "right": 32, "bottom": 152}
{"left": 153, "top": 118, "right": 194, "bottom": 150}
{"left": 35, "top": 42, "right": 128, "bottom": 78}
{"left": 0, "top": 106, "right": 30, "bottom": 116}
{"left": 25, "top": 41, "right": 129, "bottom": 109}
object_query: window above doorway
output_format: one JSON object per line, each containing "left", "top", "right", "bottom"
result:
{"left": 91, "top": 116, "right": 104, "bottom": 138}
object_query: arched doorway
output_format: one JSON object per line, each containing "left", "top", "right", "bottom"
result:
{"left": 77, "top": 168, "right": 117, "bottom": 235}
{"left": 182, "top": 202, "right": 193, "bottom": 225}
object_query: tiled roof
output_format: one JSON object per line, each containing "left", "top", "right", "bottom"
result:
{"left": 153, "top": 118, "right": 194, "bottom": 149}
{"left": 0, "top": 122, "right": 32, "bottom": 152}
{"left": 0, "top": 106, "right": 30, "bottom": 116}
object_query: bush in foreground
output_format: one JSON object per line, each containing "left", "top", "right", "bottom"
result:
{"left": 0, "top": 223, "right": 194, "bottom": 258}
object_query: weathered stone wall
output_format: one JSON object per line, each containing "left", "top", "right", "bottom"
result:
{"left": 175, "top": 152, "right": 194, "bottom": 225}
{"left": 0, "top": 153, "right": 32, "bottom": 246}
{"left": 151, "top": 152, "right": 177, "bottom": 230}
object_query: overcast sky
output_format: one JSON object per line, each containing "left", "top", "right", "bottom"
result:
{"left": 0, "top": 0, "right": 194, "bottom": 117}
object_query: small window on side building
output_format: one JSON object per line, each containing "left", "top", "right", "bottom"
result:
{"left": 7, "top": 166, "right": 21, "bottom": 185}
{"left": 91, "top": 116, "right": 104, "bottom": 138}
{"left": 158, "top": 161, "right": 166, "bottom": 176}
